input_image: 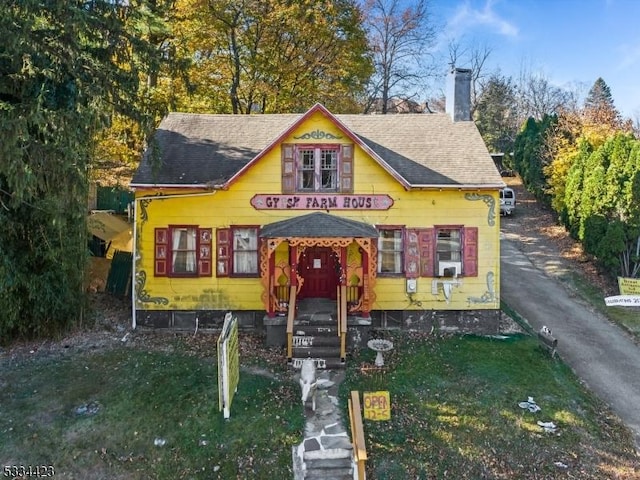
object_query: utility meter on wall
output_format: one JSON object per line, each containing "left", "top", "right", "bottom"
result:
{"left": 406, "top": 278, "right": 417, "bottom": 294}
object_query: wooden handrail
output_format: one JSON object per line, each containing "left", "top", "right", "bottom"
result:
{"left": 339, "top": 285, "right": 347, "bottom": 360}
{"left": 286, "top": 285, "right": 297, "bottom": 360}
{"left": 348, "top": 390, "right": 368, "bottom": 479}
{"left": 336, "top": 285, "right": 341, "bottom": 337}
{"left": 339, "top": 285, "right": 347, "bottom": 334}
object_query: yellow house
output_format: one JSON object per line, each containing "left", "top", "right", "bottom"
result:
{"left": 131, "top": 70, "right": 505, "bottom": 367}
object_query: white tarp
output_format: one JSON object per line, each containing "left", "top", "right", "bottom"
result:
{"left": 604, "top": 295, "right": 640, "bottom": 306}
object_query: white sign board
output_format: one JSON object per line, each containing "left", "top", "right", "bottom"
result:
{"left": 604, "top": 295, "right": 640, "bottom": 306}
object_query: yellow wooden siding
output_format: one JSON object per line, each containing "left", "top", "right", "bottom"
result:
{"left": 134, "top": 111, "right": 500, "bottom": 311}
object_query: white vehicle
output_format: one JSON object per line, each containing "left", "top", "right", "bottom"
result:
{"left": 500, "top": 187, "right": 516, "bottom": 215}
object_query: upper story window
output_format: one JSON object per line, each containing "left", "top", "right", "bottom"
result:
{"left": 281, "top": 143, "right": 353, "bottom": 194}
{"left": 298, "top": 147, "right": 338, "bottom": 191}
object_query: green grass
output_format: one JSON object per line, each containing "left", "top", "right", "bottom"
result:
{"left": 2, "top": 330, "right": 639, "bottom": 479}
{"left": 0, "top": 341, "right": 303, "bottom": 479}
{"left": 341, "top": 331, "right": 639, "bottom": 479}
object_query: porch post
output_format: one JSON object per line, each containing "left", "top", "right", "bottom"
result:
{"left": 290, "top": 245, "right": 298, "bottom": 288}
{"left": 267, "top": 249, "right": 276, "bottom": 318}
{"left": 340, "top": 246, "right": 347, "bottom": 286}
{"left": 362, "top": 247, "right": 370, "bottom": 317}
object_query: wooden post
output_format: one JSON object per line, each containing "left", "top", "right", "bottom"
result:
{"left": 362, "top": 248, "right": 370, "bottom": 317}
{"left": 349, "top": 390, "right": 367, "bottom": 479}
{"left": 267, "top": 252, "right": 276, "bottom": 317}
{"left": 286, "top": 286, "right": 297, "bottom": 362}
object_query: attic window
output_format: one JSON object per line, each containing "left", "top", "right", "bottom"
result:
{"left": 298, "top": 146, "right": 338, "bottom": 191}
{"left": 281, "top": 143, "right": 353, "bottom": 194}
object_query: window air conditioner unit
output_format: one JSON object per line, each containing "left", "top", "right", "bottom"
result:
{"left": 438, "top": 261, "right": 461, "bottom": 277}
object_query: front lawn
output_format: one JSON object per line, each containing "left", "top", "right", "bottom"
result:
{"left": 0, "top": 334, "right": 302, "bottom": 479}
{"left": 342, "top": 332, "right": 639, "bottom": 479}
{"left": 2, "top": 330, "right": 638, "bottom": 479}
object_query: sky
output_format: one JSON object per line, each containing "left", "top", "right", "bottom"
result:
{"left": 429, "top": 0, "right": 640, "bottom": 119}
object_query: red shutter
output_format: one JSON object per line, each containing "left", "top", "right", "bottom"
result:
{"left": 404, "top": 229, "right": 420, "bottom": 278}
{"left": 281, "top": 144, "right": 295, "bottom": 193}
{"left": 417, "top": 228, "right": 434, "bottom": 277}
{"left": 216, "top": 228, "right": 230, "bottom": 277}
{"left": 341, "top": 144, "right": 354, "bottom": 193}
{"left": 463, "top": 227, "right": 478, "bottom": 277}
{"left": 198, "top": 227, "right": 213, "bottom": 276}
{"left": 154, "top": 227, "right": 169, "bottom": 276}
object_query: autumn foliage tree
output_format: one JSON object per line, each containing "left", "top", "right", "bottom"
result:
{"left": 172, "top": 0, "right": 373, "bottom": 114}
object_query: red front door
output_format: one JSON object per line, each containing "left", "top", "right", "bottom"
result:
{"left": 299, "top": 247, "right": 338, "bottom": 299}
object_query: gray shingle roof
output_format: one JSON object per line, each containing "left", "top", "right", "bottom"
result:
{"left": 260, "top": 212, "right": 379, "bottom": 238}
{"left": 131, "top": 108, "right": 503, "bottom": 188}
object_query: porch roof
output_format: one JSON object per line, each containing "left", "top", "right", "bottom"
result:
{"left": 260, "top": 212, "right": 378, "bottom": 238}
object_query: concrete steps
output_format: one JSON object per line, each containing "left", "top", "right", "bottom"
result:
{"left": 291, "top": 298, "right": 344, "bottom": 369}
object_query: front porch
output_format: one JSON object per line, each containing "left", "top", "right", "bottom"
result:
{"left": 259, "top": 212, "right": 379, "bottom": 367}
{"left": 264, "top": 294, "right": 372, "bottom": 369}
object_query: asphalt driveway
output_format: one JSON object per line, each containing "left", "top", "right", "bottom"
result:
{"left": 501, "top": 231, "right": 640, "bottom": 451}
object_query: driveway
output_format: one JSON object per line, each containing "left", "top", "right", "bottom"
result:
{"left": 500, "top": 192, "right": 640, "bottom": 451}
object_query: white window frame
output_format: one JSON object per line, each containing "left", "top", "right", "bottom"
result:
{"left": 296, "top": 145, "right": 339, "bottom": 192}
{"left": 377, "top": 227, "right": 404, "bottom": 275}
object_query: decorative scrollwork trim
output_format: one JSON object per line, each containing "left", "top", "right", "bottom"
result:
{"left": 293, "top": 129, "right": 343, "bottom": 140}
{"left": 464, "top": 193, "right": 496, "bottom": 226}
{"left": 135, "top": 270, "right": 169, "bottom": 305}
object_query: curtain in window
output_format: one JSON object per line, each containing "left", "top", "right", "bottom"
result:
{"left": 172, "top": 228, "right": 197, "bottom": 273}
{"left": 436, "top": 229, "right": 461, "bottom": 262}
{"left": 320, "top": 149, "right": 337, "bottom": 189}
{"left": 378, "top": 229, "right": 403, "bottom": 273}
{"left": 233, "top": 228, "right": 258, "bottom": 274}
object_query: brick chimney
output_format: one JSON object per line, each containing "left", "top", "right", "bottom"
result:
{"left": 446, "top": 67, "right": 472, "bottom": 122}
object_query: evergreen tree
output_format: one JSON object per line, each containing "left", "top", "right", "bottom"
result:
{"left": 584, "top": 77, "right": 615, "bottom": 112}
{"left": 474, "top": 74, "right": 518, "bottom": 154}
{"left": 0, "top": 1, "right": 156, "bottom": 341}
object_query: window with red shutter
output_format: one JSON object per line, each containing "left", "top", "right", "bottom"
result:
{"left": 154, "top": 228, "right": 169, "bottom": 276}
{"left": 198, "top": 228, "right": 213, "bottom": 276}
{"left": 417, "top": 228, "right": 434, "bottom": 277}
{"left": 463, "top": 227, "right": 478, "bottom": 277}
{"left": 341, "top": 144, "right": 354, "bottom": 193}
{"left": 216, "top": 228, "right": 230, "bottom": 277}
{"left": 404, "top": 229, "right": 420, "bottom": 278}
{"left": 154, "top": 226, "right": 214, "bottom": 277}
{"left": 281, "top": 144, "right": 295, "bottom": 193}
{"left": 281, "top": 143, "right": 353, "bottom": 194}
